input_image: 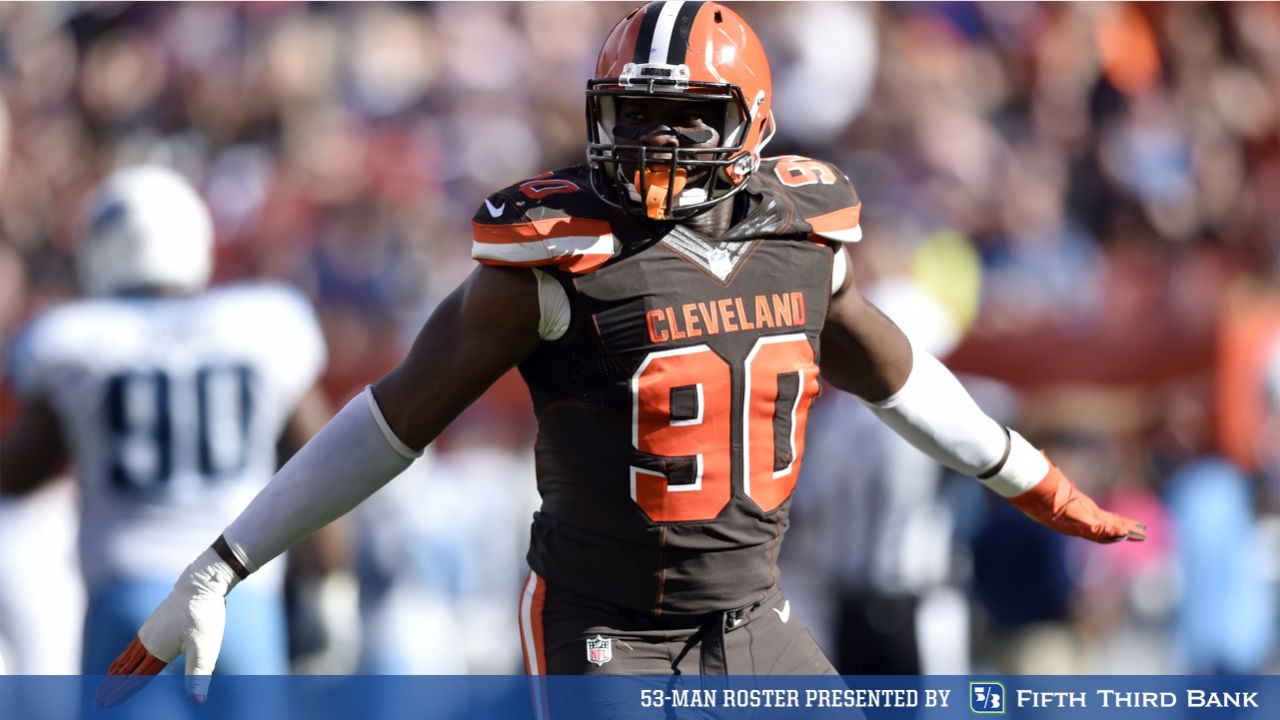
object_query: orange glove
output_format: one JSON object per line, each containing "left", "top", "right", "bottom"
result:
{"left": 1007, "top": 455, "right": 1147, "bottom": 543}
{"left": 94, "top": 638, "right": 168, "bottom": 708}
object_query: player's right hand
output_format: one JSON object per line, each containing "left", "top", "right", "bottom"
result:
{"left": 94, "top": 545, "right": 242, "bottom": 708}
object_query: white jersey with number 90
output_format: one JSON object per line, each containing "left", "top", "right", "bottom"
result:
{"left": 10, "top": 282, "right": 325, "bottom": 591}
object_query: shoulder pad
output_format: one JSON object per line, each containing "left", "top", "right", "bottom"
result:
{"left": 759, "top": 156, "right": 863, "bottom": 243}
{"left": 216, "top": 282, "right": 327, "bottom": 400}
{"left": 470, "top": 168, "right": 619, "bottom": 274}
{"left": 8, "top": 314, "right": 50, "bottom": 397}
{"left": 213, "top": 282, "right": 321, "bottom": 334}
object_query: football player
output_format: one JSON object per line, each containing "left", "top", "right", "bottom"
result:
{"left": 0, "top": 165, "right": 330, "bottom": 676}
{"left": 101, "top": 1, "right": 1144, "bottom": 696}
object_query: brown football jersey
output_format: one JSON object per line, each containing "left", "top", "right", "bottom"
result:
{"left": 471, "top": 156, "right": 862, "bottom": 619}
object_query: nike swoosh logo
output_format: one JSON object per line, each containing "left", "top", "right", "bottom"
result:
{"left": 772, "top": 600, "right": 791, "bottom": 624}
{"left": 485, "top": 198, "right": 506, "bottom": 218}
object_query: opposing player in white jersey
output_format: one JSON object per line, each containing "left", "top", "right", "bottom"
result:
{"left": 0, "top": 165, "right": 329, "bottom": 675}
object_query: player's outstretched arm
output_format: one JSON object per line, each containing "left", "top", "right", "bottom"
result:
{"left": 818, "top": 252, "right": 1146, "bottom": 544}
{"left": 98, "top": 265, "right": 542, "bottom": 704}
{"left": 372, "top": 265, "right": 543, "bottom": 449}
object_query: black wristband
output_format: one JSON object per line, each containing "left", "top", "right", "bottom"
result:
{"left": 972, "top": 425, "right": 1013, "bottom": 476}
{"left": 212, "top": 535, "right": 251, "bottom": 581}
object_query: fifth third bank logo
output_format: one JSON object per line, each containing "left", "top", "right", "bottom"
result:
{"left": 970, "top": 682, "right": 1006, "bottom": 714}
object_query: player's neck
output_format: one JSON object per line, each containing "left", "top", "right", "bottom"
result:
{"left": 680, "top": 197, "right": 735, "bottom": 238}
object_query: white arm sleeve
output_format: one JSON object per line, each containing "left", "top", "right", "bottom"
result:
{"left": 222, "top": 387, "right": 420, "bottom": 572}
{"left": 861, "top": 341, "right": 1048, "bottom": 497}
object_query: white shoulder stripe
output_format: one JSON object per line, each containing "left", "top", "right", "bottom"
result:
{"left": 472, "top": 234, "right": 614, "bottom": 264}
{"left": 817, "top": 224, "right": 863, "bottom": 244}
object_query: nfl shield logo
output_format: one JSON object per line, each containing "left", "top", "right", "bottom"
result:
{"left": 586, "top": 635, "right": 613, "bottom": 666}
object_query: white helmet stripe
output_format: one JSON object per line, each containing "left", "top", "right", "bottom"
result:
{"left": 649, "top": 1, "right": 685, "bottom": 64}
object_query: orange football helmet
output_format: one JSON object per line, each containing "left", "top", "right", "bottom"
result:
{"left": 587, "top": 1, "right": 776, "bottom": 220}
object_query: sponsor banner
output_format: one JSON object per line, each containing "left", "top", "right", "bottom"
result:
{"left": 1, "top": 675, "right": 1273, "bottom": 720}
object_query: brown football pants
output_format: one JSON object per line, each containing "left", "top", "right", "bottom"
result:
{"left": 517, "top": 571, "right": 837, "bottom": 676}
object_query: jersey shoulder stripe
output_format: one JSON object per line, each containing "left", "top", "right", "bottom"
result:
{"left": 758, "top": 155, "right": 863, "bottom": 243}
{"left": 471, "top": 216, "right": 615, "bottom": 273}
{"left": 805, "top": 205, "right": 862, "bottom": 242}
{"left": 470, "top": 168, "right": 619, "bottom": 274}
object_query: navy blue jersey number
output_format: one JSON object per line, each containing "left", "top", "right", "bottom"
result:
{"left": 105, "top": 364, "right": 254, "bottom": 490}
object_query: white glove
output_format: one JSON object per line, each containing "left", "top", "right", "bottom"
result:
{"left": 95, "top": 544, "right": 242, "bottom": 706}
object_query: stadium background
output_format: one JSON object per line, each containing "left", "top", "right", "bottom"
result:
{"left": 0, "top": 1, "right": 1276, "bottom": 676}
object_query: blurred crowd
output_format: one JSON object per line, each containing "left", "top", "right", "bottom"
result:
{"left": 1, "top": 2, "right": 1278, "bottom": 676}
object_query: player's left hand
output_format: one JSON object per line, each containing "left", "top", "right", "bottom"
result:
{"left": 94, "top": 545, "right": 241, "bottom": 708}
{"left": 1007, "top": 455, "right": 1147, "bottom": 543}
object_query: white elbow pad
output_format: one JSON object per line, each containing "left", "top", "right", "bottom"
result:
{"left": 831, "top": 246, "right": 848, "bottom": 295}
{"left": 532, "top": 268, "right": 571, "bottom": 341}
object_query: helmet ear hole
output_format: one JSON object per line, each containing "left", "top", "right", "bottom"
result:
{"left": 714, "top": 9, "right": 723, "bottom": 22}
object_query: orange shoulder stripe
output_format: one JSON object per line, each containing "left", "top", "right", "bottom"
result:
{"left": 805, "top": 203, "right": 862, "bottom": 234}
